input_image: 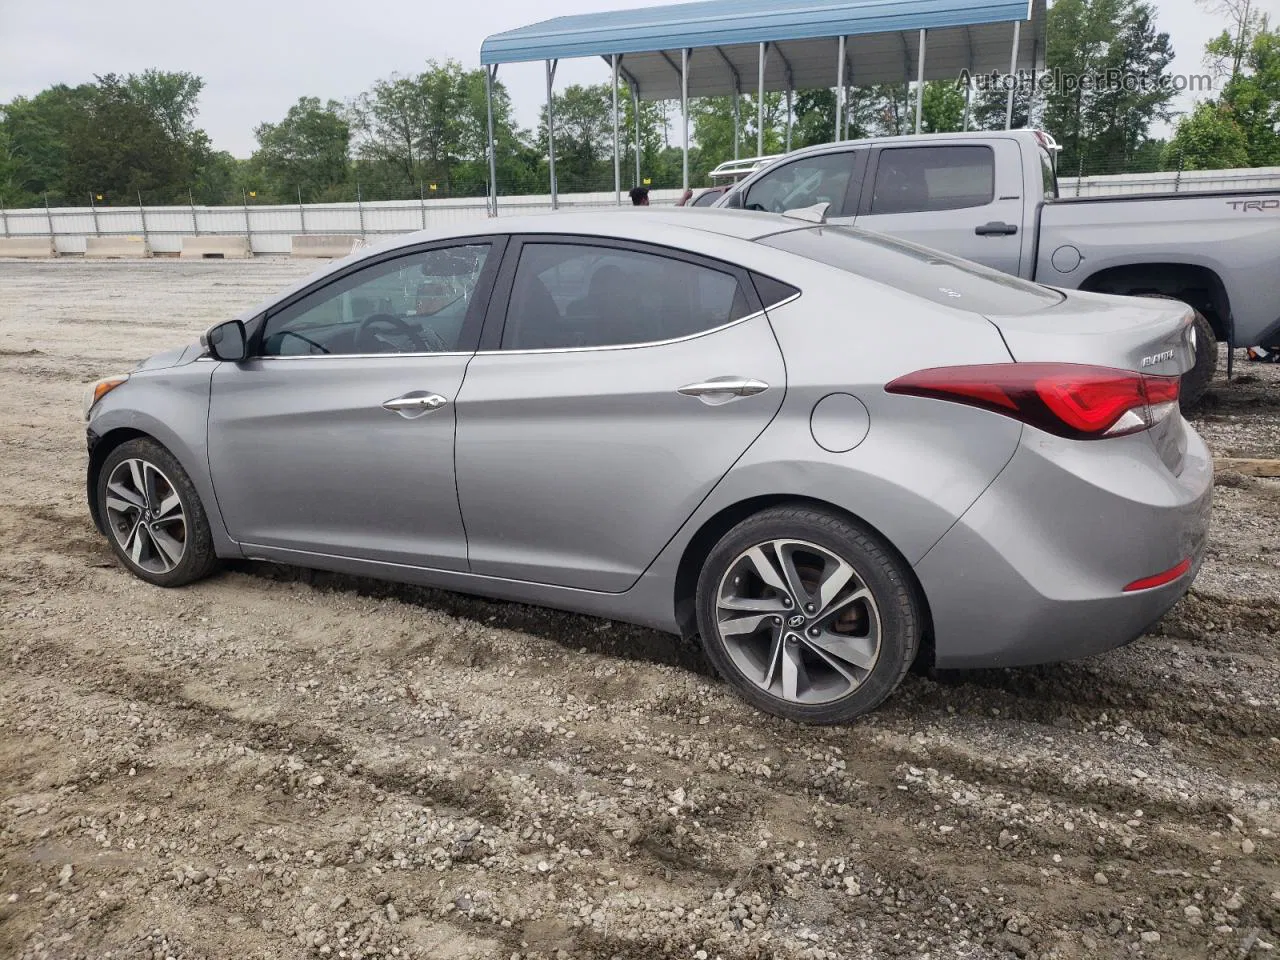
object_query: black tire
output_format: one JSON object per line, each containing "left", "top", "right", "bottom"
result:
{"left": 1181, "top": 311, "right": 1218, "bottom": 410}
{"left": 1139, "top": 294, "right": 1216, "bottom": 410}
{"left": 694, "top": 505, "right": 922, "bottom": 724}
{"left": 96, "top": 437, "right": 218, "bottom": 587}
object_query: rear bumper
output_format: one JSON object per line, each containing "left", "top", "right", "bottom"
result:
{"left": 915, "top": 423, "right": 1213, "bottom": 669}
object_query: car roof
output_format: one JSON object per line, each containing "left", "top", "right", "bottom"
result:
{"left": 233, "top": 208, "right": 806, "bottom": 322}
{"left": 751, "top": 129, "right": 1041, "bottom": 163}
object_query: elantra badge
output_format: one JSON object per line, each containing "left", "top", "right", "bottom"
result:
{"left": 1141, "top": 349, "right": 1175, "bottom": 368}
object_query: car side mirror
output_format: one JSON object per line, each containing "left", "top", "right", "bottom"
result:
{"left": 201, "top": 319, "right": 248, "bottom": 362}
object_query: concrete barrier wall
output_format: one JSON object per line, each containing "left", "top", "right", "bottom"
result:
{"left": 0, "top": 237, "right": 55, "bottom": 258}
{"left": 7, "top": 167, "right": 1276, "bottom": 254}
{"left": 180, "top": 235, "right": 252, "bottom": 259}
{"left": 291, "top": 234, "right": 360, "bottom": 258}
{"left": 85, "top": 236, "right": 149, "bottom": 258}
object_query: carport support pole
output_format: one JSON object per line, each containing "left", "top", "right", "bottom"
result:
{"left": 835, "top": 36, "right": 846, "bottom": 141}
{"left": 681, "top": 48, "right": 689, "bottom": 192}
{"left": 733, "top": 89, "right": 740, "bottom": 160}
{"left": 485, "top": 65, "right": 499, "bottom": 217}
{"left": 89, "top": 192, "right": 100, "bottom": 237}
{"left": 1, "top": 205, "right": 8, "bottom": 238}
{"left": 915, "top": 29, "right": 926, "bottom": 134}
{"left": 631, "top": 83, "right": 641, "bottom": 187}
{"left": 785, "top": 85, "right": 793, "bottom": 152}
{"left": 757, "top": 42, "right": 767, "bottom": 158}
{"left": 546, "top": 59, "right": 559, "bottom": 210}
{"left": 138, "top": 191, "right": 149, "bottom": 248}
{"left": 1006, "top": 20, "right": 1021, "bottom": 130}
{"left": 612, "top": 54, "right": 621, "bottom": 205}
{"left": 962, "top": 81, "right": 971, "bottom": 131}
{"left": 298, "top": 186, "right": 306, "bottom": 235}
{"left": 189, "top": 189, "right": 199, "bottom": 236}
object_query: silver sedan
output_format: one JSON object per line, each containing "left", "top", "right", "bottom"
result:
{"left": 83, "top": 209, "right": 1212, "bottom": 723}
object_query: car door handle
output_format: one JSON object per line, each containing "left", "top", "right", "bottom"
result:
{"left": 975, "top": 221, "right": 1018, "bottom": 236}
{"left": 677, "top": 377, "right": 770, "bottom": 404}
{"left": 382, "top": 392, "right": 448, "bottom": 417}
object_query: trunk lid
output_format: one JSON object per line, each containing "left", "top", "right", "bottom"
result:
{"left": 986, "top": 288, "right": 1196, "bottom": 471}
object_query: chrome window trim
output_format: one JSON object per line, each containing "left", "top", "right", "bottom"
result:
{"left": 193, "top": 296, "right": 802, "bottom": 362}
{"left": 196, "top": 351, "right": 475, "bottom": 361}
{"left": 475, "top": 292, "right": 801, "bottom": 357}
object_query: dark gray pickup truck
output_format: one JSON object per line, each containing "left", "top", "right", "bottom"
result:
{"left": 714, "top": 129, "right": 1280, "bottom": 403}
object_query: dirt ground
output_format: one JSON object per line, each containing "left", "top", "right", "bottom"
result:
{"left": 1, "top": 258, "right": 1278, "bottom": 960}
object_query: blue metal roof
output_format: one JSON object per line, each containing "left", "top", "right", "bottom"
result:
{"left": 481, "top": 0, "right": 1032, "bottom": 65}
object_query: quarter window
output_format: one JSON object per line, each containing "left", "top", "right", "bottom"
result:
{"left": 501, "top": 243, "right": 752, "bottom": 350}
{"left": 260, "top": 244, "right": 490, "bottom": 356}
{"left": 870, "top": 146, "right": 995, "bottom": 215}
{"left": 743, "top": 153, "right": 856, "bottom": 216}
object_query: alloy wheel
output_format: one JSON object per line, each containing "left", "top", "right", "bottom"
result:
{"left": 715, "top": 539, "right": 882, "bottom": 705}
{"left": 103, "top": 458, "right": 188, "bottom": 575}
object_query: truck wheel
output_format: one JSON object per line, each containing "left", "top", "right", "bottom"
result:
{"left": 1139, "top": 294, "right": 1217, "bottom": 410}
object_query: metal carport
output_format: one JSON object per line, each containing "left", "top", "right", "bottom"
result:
{"left": 480, "top": 0, "right": 1046, "bottom": 211}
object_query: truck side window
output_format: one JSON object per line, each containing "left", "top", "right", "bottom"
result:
{"left": 743, "top": 153, "right": 856, "bottom": 216}
{"left": 870, "top": 146, "right": 995, "bottom": 215}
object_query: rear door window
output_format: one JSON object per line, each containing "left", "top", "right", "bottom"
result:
{"left": 761, "top": 225, "right": 1064, "bottom": 314}
{"left": 500, "top": 243, "right": 753, "bottom": 349}
{"left": 869, "top": 146, "right": 995, "bottom": 215}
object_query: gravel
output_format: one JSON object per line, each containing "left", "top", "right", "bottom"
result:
{"left": 1, "top": 258, "right": 1278, "bottom": 960}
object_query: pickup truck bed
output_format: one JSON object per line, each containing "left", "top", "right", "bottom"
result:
{"left": 715, "top": 131, "right": 1280, "bottom": 393}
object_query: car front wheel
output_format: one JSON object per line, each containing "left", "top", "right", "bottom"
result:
{"left": 695, "top": 506, "right": 922, "bottom": 724}
{"left": 96, "top": 438, "right": 218, "bottom": 587}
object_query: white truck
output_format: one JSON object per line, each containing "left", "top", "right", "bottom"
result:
{"left": 714, "top": 129, "right": 1280, "bottom": 404}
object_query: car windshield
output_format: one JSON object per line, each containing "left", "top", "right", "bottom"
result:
{"left": 759, "top": 225, "right": 1065, "bottom": 314}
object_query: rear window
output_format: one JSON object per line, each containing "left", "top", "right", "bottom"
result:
{"left": 869, "top": 146, "right": 994, "bottom": 214}
{"left": 760, "top": 225, "right": 1065, "bottom": 314}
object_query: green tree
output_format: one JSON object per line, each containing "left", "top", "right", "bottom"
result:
{"left": 62, "top": 76, "right": 196, "bottom": 203}
{"left": 538, "top": 83, "right": 613, "bottom": 192}
{"left": 1216, "top": 21, "right": 1280, "bottom": 165}
{"left": 0, "top": 84, "right": 96, "bottom": 204}
{"left": 919, "top": 81, "right": 967, "bottom": 133}
{"left": 113, "top": 70, "right": 204, "bottom": 142}
{"left": 455, "top": 68, "right": 538, "bottom": 195}
{"left": 253, "top": 97, "right": 350, "bottom": 202}
{"left": 1163, "top": 101, "right": 1251, "bottom": 167}
{"left": 1200, "top": 0, "right": 1267, "bottom": 80}
{"left": 621, "top": 94, "right": 668, "bottom": 186}
{"left": 792, "top": 89, "right": 836, "bottom": 148}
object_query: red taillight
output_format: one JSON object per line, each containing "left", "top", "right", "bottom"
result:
{"left": 885, "top": 363, "right": 1180, "bottom": 440}
{"left": 1123, "top": 557, "right": 1192, "bottom": 592}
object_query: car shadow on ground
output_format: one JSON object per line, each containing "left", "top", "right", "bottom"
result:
{"left": 226, "top": 559, "right": 717, "bottom": 678}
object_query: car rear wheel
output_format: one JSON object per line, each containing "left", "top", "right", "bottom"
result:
{"left": 97, "top": 438, "right": 218, "bottom": 587}
{"left": 695, "top": 506, "right": 922, "bottom": 724}
{"left": 1138, "top": 294, "right": 1216, "bottom": 410}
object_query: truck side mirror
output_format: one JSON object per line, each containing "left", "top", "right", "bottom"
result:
{"left": 201, "top": 319, "right": 248, "bottom": 362}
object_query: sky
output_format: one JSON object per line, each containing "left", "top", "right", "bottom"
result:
{"left": 2, "top": 0, "right": 1277, "bottom": 158}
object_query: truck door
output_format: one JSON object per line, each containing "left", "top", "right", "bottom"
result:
{"left": 854, "top": 140, "right": 1026, "bottom": 276}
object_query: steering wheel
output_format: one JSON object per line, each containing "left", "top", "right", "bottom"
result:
{"left": 354, "top": 313, "right": 447, "bottom": 353}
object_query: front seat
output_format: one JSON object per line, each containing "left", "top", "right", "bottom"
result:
{"left": 510, "top": 275, "right": 565, "bottom": 349}
{"left": 585, "top": 265, "right": 650, "bottom": 345}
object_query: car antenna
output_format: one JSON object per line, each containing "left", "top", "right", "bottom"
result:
{"left": 782, "top": 202, "right": 829, "bottom": 224}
